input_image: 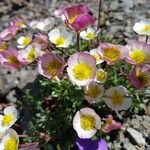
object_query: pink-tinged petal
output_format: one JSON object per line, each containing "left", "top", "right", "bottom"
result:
{"left": 71, "top": 14, "right": 96, "bottom": 31}
{"left": 10, "top": 17, "right": 26, "bottom": 29}
{"left": 38, "top": 52, "right": 65, "bottom": 79}
{"left": 0, "top": 48, "right": 22, "bottom": 69}
{"left": 102, "top": 115, "right": 121, "bottom": 133}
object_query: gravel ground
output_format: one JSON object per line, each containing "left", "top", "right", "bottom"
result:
{"left": 0, "top": 0, "right": 150, "bottom": 149}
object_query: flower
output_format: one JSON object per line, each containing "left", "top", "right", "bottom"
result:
{"left": 94, "top": 69, "right": 107, "bottom": 83}
{"left": 0, "top": 106, "right": 17, "bottom": 133}
{"left": 63, "top": 4, "right": 95, "bottom": 31}
{"left": 125, "top": 41, "right": 150, "bottom": 65}
{"left": 0, "top": 26, "right": 18, "bottom": 41}
{"left": 18, "top": 45, "right": 41, "bottom": 64}
{"left": 10, "top": 17, "right": 26, "bottom": 29}
{"left": 73, "top": 107, "right": 101, "bottom": 139}
{"left": 104, "top": 86, "right": 132, "bottom": 111}
{"left": 80, "top": 27, "right": 97, "bottom": 40}
{"left": 38, "top": 52, "right": 65, "bottom": 79}
{"left": 67, "top": 52, "right": 96, "bottom": 86}
{"left": 48, "top": 28, "right": 72, "bottom": 48}
{"left": 128, "top": 65, "right": 150, "bottom": 89}
{"left": 84, "top": 81, "right": 104, "bottom": 103}
{"left": 76, "top": 137, "right": 108, "bottom": 150}
{"left": 0, "top": 129, "right": 19, "bottom": 150}
{"left": 0, "top": 48, "right": 21, "bottom": 69}
{"left": 17, "top": 34, "right": 32, "bottom": 49}
{"left": 89, "top": 48, "right": 104, "bottom": 64}
{"left": 0, "top": 40, "right": 8, "bottom": 52}
{"left": 97, "top": 43, "right": 127, "bottom": 65}
{"left": 102, "top": 115, "right": 121, "bottom": 134}
{"left": 133, "top": 19, "right": 150, "bottom": 35}
{"left": 29, "top": 17, "right": 55, "bottom": 31}
{"left": 32, "top": 33, "right": 50, "bottom": 50}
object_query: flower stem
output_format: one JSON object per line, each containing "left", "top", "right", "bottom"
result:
{"left": 77, "top": 31, "right": 80, "bottom": 52}
{"left": 146, "top": 35, "right": 149, "bottom": 43}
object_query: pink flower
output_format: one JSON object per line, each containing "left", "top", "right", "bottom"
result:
{"left": 0, "top": 48, "right": 21, "bottom": 69}
{"left": 10, "top": 17, "right": 26, "bottom": 29}
{"left": 128, "top": 65, "right": 150, "bottom": 89}
{"left": 0, "top": 40, "right": 8, "bottom": 52}
{"left": 38, "top": 52, "right": 65, "bottom": 79}
{"left": 63, "top": 4, "right": 96, "bottom": 31}
{"left": 0, "top": 26, "right": 18, "bottom": 41}
{"left": 32, "top": 33, "right": 50, "bottom": 50}
{"left": 97, "top": 43, "right": 127, "bottom": 65}
{"left": 125, "top": 41, "right": 150, "bottom": 65}
{"left": 102, "top": 115, "right": 121, "bottom": 134}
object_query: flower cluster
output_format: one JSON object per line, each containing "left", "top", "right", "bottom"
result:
{"left": 0, "top": 2, "right": 150, "bottom": 149}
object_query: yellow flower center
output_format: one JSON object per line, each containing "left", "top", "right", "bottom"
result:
{"left": 8, "top": 56, "right": 20, "bottom": 65}
{"left": 91, "top": 53, "right": 101, "bottom": 61}
{"left": 110, "top": 92, "right": 124, "bottom": 105}
{"left": 73, "top": 63, "right": 93, "bottom": 80}
{"left": 85, "top": 85, "right": 101, "bottom": 98}
{"left": 96, "top": 70, "right": 107, "bottom": 82}
{"left": 4, "top": 137, "right": 17, "bottom": 150}
{"left": 103, "top": 47, "right": 121, "bottom": 61}
{"left": 86, "top": 32, "right": 95, "bottom": 39}
{"left": 69, "top": 16, "right": 77, "bottom": 24}
{"left": 106, "top": 118, "right": 113, "bottom": 125}
{"left": 143, "top": 25, "right": 150, "bottom": 31}
{"left": 136, "top": 69, "right": 149, "bottom": 86}
{"left": 46, "top": 60, "right": 62, "bottom": 76}
{"left": 2, "top": 115, "right": 14, "bottom": 126}
{"left": 0, "top": 44, "right": 8, "bottom": 52}
{"left": 27, "top": 48, "right": 37, "bottom": 62}
{"left": 129, "top": 49, "right": 146, "bottom": 64}
{"left": 80, "top": 115, "right": 95, "bottom": 131}
{"left": 22, "top": 37, "right": 31, "bottom": 46}
{"left": 55, "top": 37, "right": 65, "bottom": 46}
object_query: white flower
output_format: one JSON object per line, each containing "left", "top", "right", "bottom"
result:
{"left": 84, "top": 81, "right": 104, "bottom": 103}
{"left": 80, "top": 27, "right": 97, "bottom": 40}
{"left": 0, "top": 106, "right": 17, "bottom": 133}
{"left": 104, "top": 86, "right": 132, "bottom": 111}
{"left": 67, "top": 52, "right": 96, "bottom": 86}
{"left": 94, "top": 69, "right": 107, "bottom": 83}
{"left": 17, "top": 34, "right": 32, "bottom": 49}
{"left": 48, "top": 28, "right": 72, "bottom": 48}
{"left": 0, "top": 129, "right": 19, "bottom": 150}
{"left": 18, "top": 44, "right": 42, "bottom": 64}
{"left": 29, "top": 17, "right": 55, "bottom": 32}
{"left": 90, "top": 48, "right": 104, "bottom": 64}
{"left": 133, "top": 19, "right": 150, "bottom": 35}
{"left": 73, "top": 107, "right": 101, "bottom": 139}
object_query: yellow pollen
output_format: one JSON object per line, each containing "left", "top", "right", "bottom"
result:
{"left": 80, "top": 115, "right": 95, "bottom": 131}
{"left": 96, "top": 70, "right": 107, "bottom": 81}
{"left": 22, "top": 37, "right": 31, "bottom": 46}
{"left": 110, "top": 92, "right": 124, "bottom": 105}
{"left": 85, "top": 85, "right": 101, "bottom": 98}
{"left": 4, "top": 137, "right": 17, "bottom": 150}
{"left": 46, "top": 60, "right": 62, "bottom": 76}
{"left": 106, "top": 118, "right": 113, "bottom": 125}
{"left": 103, "top": 47, "right": 121, "bottom": 61}
{"left": 143, "top": 25, "right": 150, "bottom": 31}
{"left": 2, "top": 115, "right": 14, "bottom": 126}
{"left": 8, "top": 56, "right": 20, "bottom": 65}
{"left": 69, "top": 16, "right": 77, "bottom": 24}
{"left": 92, "top": 53, "right": 101, "bottom": 61}
{"left": 27, "top": 48, "right": 37, "bottom": 61}
{"left": 85, "top": 32, "right": 95, "bottom": 39}
{"left": 129, "top": 49, "right": 146, "bottom": 64}
{"left": 73, "top": 63, "right": 93, "bottom": 80}
{"left": 0, "top": 44, "right": 8, "bottom": 52}
{"left": 55, "top": 37, "right": 65, "bottom": 46}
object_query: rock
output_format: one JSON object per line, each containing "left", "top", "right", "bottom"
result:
{"left": 126, "top": 128, "right": 146, "bottom": 147}
{"left": 6, "top": 90, "right": 17, "bottom": 103}
{"left": 122, "top": 138, "right": 136, "bottom": 150}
